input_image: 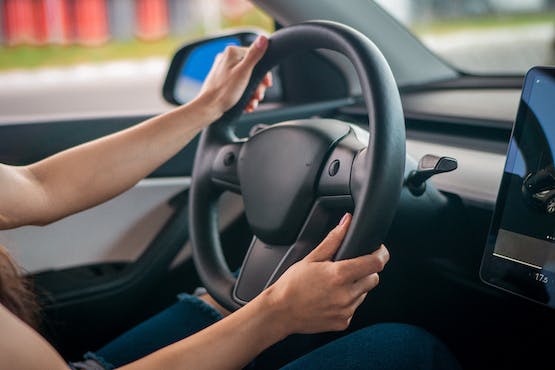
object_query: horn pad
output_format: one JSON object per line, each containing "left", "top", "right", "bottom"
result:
{"left": 237, "top": 119, "right": 349, "bottom": 245}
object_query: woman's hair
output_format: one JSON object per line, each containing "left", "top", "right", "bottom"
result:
{"left": 0, "top": 244, "right": 39, "bottom": 329}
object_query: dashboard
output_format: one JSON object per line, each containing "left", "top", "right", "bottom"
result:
{"left": 406, "top": 133, "right": 505, "bottom": 207}
{"left": 341, "top": 87, "right": 521, "bottom": 209}
{"left": 403, "top": 88, "right": 519, "bottom": 209}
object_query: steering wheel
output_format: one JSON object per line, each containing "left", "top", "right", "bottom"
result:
{"left": 190, "top": 20, "right": 406, "bottom": 311}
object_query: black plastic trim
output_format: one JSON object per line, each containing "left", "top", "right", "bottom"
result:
{"left": 400, "top": 75, "right": 524, "bottom": 93}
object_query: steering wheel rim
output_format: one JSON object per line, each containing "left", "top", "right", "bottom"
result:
{"left": 190, "top": 20, "right": 406, "bottom": 311}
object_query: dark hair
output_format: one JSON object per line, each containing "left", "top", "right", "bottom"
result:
{"left": 0, "top": 244, "right": 39, "bottom": 329}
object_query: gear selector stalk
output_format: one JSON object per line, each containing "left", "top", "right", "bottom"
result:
{"left": 406, "top": 154, "right": 457, "bottom": 196}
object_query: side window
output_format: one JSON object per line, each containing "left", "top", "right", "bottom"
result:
{"left": 0, "top": 0, "right": 274, "bottom": 122}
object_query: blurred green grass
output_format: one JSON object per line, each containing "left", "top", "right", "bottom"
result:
{"left": 0, "top": 37, "right": 195, "bottom": 71}
{"left": 0, "top": 7, "right": 274, "bottom": 72}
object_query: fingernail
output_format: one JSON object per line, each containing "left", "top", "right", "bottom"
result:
{"left": 339, "top": 213, "right": 350, "bottom": 226}
{"left": 252, "top": 100, "right": 259, "bottom": 109}
{"left": 255, "top": 35, "right": 268, "bottom": 49}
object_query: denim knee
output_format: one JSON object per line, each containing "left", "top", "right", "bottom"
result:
{"left": 281, "top": 323, "right": 461, "bottom": 370}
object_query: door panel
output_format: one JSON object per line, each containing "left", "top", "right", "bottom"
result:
{"left": 0, "top": 115, "right": 197, "bottom": 274}
{"left": 0, "top": 177, "right": 189, "bottom": 273}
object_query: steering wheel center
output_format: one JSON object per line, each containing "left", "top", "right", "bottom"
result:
{"left": 238, "top": 119, "right": 350, "bottom": 246}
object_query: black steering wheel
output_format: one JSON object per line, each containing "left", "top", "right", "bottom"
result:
{"left": 189, "top": 20, "right": 406, "bottom": 311}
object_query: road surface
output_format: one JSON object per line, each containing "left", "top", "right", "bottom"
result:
{"left": 0, "top": 58, "right": 173, "bottom": 124}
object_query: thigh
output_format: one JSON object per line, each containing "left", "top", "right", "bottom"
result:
{"left": 280, "top": 323, "right": 462, "bottom": 370}
{"left": 85, "top": 293, "right": 223, "bottom": 368}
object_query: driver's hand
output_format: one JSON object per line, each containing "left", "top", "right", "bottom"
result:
{"left": 199, "top": 35, "right": 273, "bottom": 115}
{"left": 266, "top": 213, "right": 390, "bottom": 335}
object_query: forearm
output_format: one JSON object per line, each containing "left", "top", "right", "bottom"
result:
{"left": 26, "top": 94, "right": 221, "bottom": 225}
{"left": 2, "top": 38, "right": 269, "bottom": 228}
{"left": 121, "top": 288, "right": 288, "bottom": 370}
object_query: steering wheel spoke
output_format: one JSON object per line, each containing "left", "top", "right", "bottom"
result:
{"left": 233, "top": 200, "right": 351, "bottom": 304}
{"left": 233, "top": 237, "right": 289, "bottom": 304}
{"left": 211, "top": 142, "right": 244, "bottom": 193}
{"left": 317, "top": 127, "right": 366, "bottom": 197}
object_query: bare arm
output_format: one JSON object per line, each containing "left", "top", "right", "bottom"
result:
{"left": 0, "top": 304, "right": 68, "bottom": 370}
{"left": 0, "top": 214, "right": 389, "bottom": 370}
{"left": 122, "top": 214, "right": 389, "bottom": 370}
{"left": 0, "top": 290, "right": 281, "bottom": 370}
{"left": 122, "top": 287, "right": 287, "bottom": 370}
{"left": 0, "top": 36, "right": 271, "bottom": 229}
{"left": 0, "top": 98, "right": 218, "bottom": 228}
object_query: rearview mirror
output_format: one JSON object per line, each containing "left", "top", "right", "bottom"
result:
{"left": 163, "top": 31, "right": 260, "bottom": 105}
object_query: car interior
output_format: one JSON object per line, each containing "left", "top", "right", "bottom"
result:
{"left": 1, "top": 0, "right": 554, "bottom": 369}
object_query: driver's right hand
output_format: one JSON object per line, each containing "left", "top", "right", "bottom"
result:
{"left": 265, "top": 213, "right": 390, "bottom": 335}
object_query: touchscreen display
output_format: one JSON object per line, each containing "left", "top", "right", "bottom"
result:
{"left": 481, "top": 67, "right": 555, "bottom": 307}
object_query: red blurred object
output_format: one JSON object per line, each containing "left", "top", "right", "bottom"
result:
{"left": 3, "top": 0, "right": 74, "bottom": 45}
{"left": 47, "top": 0, "right": 73, "bottom": 44}
{"left": 32, "top": 0, "right": 48, "bottom": 44}
{"left": 3, "top": 0, "right": 35, "bottom": 45}
{"left": 73, "top": 0, "right": 108, "bottom": 45}
{"left": 136, "top": 0, "right": 168, "bottom": 40}
{"left": 1, "top": 0, "right": 173, "bottom": 46}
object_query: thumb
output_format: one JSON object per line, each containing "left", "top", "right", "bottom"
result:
{"left": 239, "top": 35, "right": 268, "bottom": 71}
{"left": 306, "top": 213, "right": 352, "bottom": 262}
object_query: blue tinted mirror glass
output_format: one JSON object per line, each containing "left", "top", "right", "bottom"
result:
{"left": 174, "top": 36, "right": 241, "bottom": 104}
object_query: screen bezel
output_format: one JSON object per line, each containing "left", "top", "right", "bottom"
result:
{"left": 480, "top": 66, "right": 555, "bottom": 308}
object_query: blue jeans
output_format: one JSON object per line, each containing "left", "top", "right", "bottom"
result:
{"left": 81, "top": 294, "right": 461, "bottom": 370}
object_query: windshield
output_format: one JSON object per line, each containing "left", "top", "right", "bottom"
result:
{"left": 375, "top": 0, "right": 555, "bottom": 75}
